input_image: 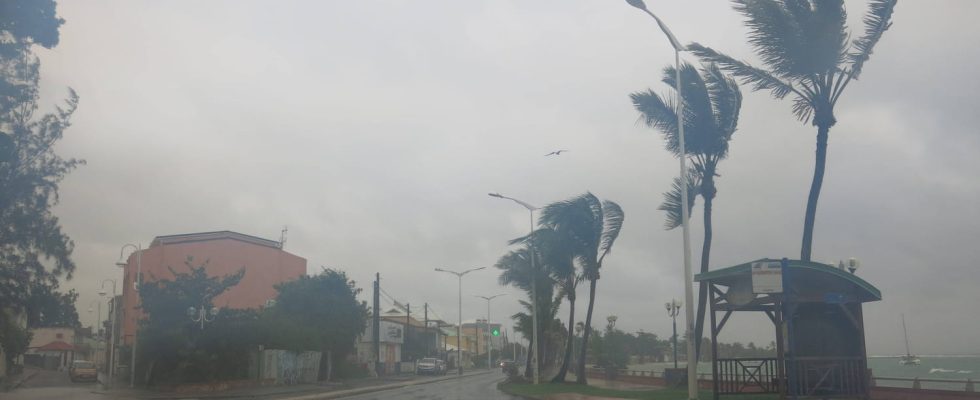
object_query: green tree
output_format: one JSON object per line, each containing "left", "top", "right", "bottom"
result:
{"left": 538, "top": 192, "right": 624, "bottom": 385}
{"left": 496, "top": 245, "right": 559, "bottom": 379}
{"left": 25, "top": 281, "right": 80, "bottom": 328}
{"left": 688, "top": 0, "right": 897, "bottom": 260}
{"left": 270, "top": 269, "right": 368, "bottom": 381}
{"left": 631, "top": 62, "right": 742, "bottom": 361}
{"left": 136, "top": 258, "right": 244, "bottom": 385}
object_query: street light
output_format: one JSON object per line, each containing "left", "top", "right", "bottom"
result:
{"left": 666, "top": 299, "right": 682, "bottom": 369}
{"left": 488, "top": 192, "right": 541, "bottom": 384}
{"left": 117, "top": 243, "right": 142, "bottom": 388}
{"left": 474, "top": 294, "right": 507, "bottom": 370}
{"left": 99, "top": 279, "right": 117, "bottom": 385}
{"left": 434, "top": 266, "right": 486, "bottom": 376}
{"left": 188, "top": 305, "right": 220, "bottom": 329}
{"left": 625, "top": 1, "right": 698, "bottom": 398}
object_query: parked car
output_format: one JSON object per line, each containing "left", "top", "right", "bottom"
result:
{"left": 69, "top": 360, "right": 97, "bottom": 382}
{"left": 415, "top": 358, "right": 445, "bottom": 375}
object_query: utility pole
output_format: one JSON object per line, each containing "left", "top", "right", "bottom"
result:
{"left": 424, "top": 303, "right": 429, "bottom": 357}
{"left": 373, "top": 273, "right": 381, "bottom": 377}
{"left": 406, "top": 303, "right": 411, "bottom": 363}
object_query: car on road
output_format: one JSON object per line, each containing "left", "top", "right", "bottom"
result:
{"left": 415, "top": 358, "right": 446, "bottom": 375}
{"left": 69, "top": 360, "right": 97, "bottom": 382}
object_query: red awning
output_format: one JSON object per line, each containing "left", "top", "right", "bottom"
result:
{"left": 36, "top": 340, "right": 75, "bottom": 352}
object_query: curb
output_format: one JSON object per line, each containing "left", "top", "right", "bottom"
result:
{"left": 280, "top": 370, "right": 497, "bottom": 400}
{"left": 496, "top": 381, "right": 538, "bottom": 400}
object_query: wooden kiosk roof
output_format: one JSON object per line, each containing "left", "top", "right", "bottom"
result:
{"left": 696, "top": 258, "right": 881, "bottom": 303}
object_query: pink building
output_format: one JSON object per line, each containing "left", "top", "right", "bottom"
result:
{"left": 117, "top": 231, "right": 307, "bottom": 345}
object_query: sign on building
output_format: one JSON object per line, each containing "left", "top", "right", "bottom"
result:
{"left": 751, "top": 261, "right": 783, "bottom": 294}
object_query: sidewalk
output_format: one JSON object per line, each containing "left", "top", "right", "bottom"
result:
{"left": 92, "top": 369, "right": 494, "bottom": 399}
{"left": 1, "top": 367, "right": 41, "bottom": 391}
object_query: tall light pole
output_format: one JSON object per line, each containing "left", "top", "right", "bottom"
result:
{"left": 99, "top": 279, "right": 117, "bottom": 386}
{"left": 474, "top": 294, "right": 507, "bottom": 370}
{"left": 117, "top": 243, "right": 142, "bottom": 388}
{"left": 625, "top": 1, "right": 697, "bottom": 398}
{"left": 87, "top": 300, "right": 103, "bottom": 369}
{"left": 435, "top": 266, "right": 485, "bottom": 375}
{"left": 488, "top": 192, "right": 540, "bottom": 384}
{"left": 666, "top": 299, "right": 682, "bottom": 369}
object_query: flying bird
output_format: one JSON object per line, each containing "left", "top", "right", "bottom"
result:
{"left": 544, "top": 150, "right": 569, "bottom": 156}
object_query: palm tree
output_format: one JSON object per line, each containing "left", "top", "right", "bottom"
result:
{"left": 631, "top": 61, "right": 742, "bottom": 361}
{"left": 496, "top": 246, "right": 556, "bottom": 378}
{"left": 513, "top": 228, "right": 580, "bottom": 382}
{"left": 539, "top": 192, "right": 624, "bottom": 384}
{"left": 688, "top": 0, "right": 897, "bottom": 261}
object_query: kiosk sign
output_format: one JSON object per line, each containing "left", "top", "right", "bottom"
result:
{"left": 751, "top": 261, "right": 783, "bottom": 294}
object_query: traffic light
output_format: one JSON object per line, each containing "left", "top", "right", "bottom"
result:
{"left": 491, "top": 328, "right": 500, "bottom": 336}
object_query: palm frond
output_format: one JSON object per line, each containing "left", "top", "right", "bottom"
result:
{"left": 731, "top": 0, "right": 808, "bottom": 78}
{"left": 663, "top": 63, "right": 720, "bottom": 157}
{"left": 688, "top": 42, "right": 799, "bottom": 100}
{"left": 791, "top": 95, "right": 815, "bottom": 124}
{"left": 847, "top": 0, "right": 896, "bottom": 79}
{"left": 631, "top": 89, "right": 680, "bottom": 156}
{"left": 658, "top": 172, "right": 701, "bottom": 230}
{"left": 702, "top": 63, "right": 743, "bottom": 151}
{"left": 597, "top": 200, "right": 624, "bottom": 263}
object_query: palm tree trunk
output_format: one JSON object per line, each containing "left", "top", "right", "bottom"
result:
{"left": 575, "top": 278, "right": 598, "bottom": 384}
{"left": 693, "top": 189, "right": 714, "bottom": 362}
{"left": 524, "top": 335, "right": 534, "bottom": 379}
{"left": 801, "top": 124, "right": 830, "bottom": 261}
{"left": 551, "top": 292, "right": 575, "bottom": 382}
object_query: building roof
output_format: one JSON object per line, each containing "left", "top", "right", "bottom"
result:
{"left": 695, "top": 258, "right": 881, "bottom": 302}
{"left": 150, "top": 231, "right": 282, "bottom": 249}
{"left": 35, "top": 340, "right": 75, "bottom": 352}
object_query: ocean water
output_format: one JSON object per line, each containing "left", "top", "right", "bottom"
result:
{"left": 628, "top": 356, "right": 980, "bottom": 391}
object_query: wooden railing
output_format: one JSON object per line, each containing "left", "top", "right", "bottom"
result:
{"left": 715, "top": 358, "right": 780, "bottom": 394}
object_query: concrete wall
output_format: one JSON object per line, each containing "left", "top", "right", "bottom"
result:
{"left": 28, "top": 327, "right": 75, "bottom": 348}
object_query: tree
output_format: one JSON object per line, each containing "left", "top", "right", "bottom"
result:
{"left": 25, "top": 281, "right": 80, "bottom": 328}
{"left": 496, "top": 245, "right": 559, "bottom": 379}
{"left": 1, "top": 1, "right": 81, "bottom": 363}
{"left": 538, "top": 192, "right": 624, "bottom": 384}
{"left": 632, "top": 61, "right": 742, "bottom": 361}
{"left": 136, "top": 258, "right": 244, "bottom": 385}
{"left": 688, "top": 0, "right": 897, "bottom": 261}
{"left": 270, "top": 269, "right": 368, "bottom": 381}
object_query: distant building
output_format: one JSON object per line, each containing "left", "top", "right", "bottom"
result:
{"left": 117, "top": 231, "right": 307, "bottom": 345}
{"left": 25, "top": 327, "right": 76, "bottom": 370}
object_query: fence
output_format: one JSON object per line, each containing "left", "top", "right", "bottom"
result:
{"left": 256, "top": 350, "right": 321, "bottom": 385}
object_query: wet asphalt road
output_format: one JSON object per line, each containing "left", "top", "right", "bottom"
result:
{"left": 337, "top": 371, "right": 520, "bottom": 400}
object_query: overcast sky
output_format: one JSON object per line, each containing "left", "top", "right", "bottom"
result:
{"left": 35, "top": 0, "right": 980, "bottom": 356}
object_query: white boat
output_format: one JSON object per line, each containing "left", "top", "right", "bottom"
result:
{"left": 899, "top": 314, "right": 921, "bottom": 366}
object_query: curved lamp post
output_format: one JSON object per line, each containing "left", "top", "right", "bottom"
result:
{"left": 116, "top": 243, "right": 141, "bottom": 388}
{"left": 625, "top": 1, "right": 697, "bottom": 397}
{"left": 434, "top": 266, "right": 485, "bottom": 375}
{"left": 488, "top": 192, "right": 541, "bottom": 384}
{"left": 188, "top": 305, "right": 220, "bottom": 329}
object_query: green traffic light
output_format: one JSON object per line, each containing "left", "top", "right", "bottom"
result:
{"left": 492, "top": 328, "right": 500, "bottom": 336}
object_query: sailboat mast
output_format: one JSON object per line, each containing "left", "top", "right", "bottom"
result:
{"left": 902, "top": 314, "right": 912, "bottom": 357}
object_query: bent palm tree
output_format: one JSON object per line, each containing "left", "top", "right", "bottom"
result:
{"left": 688, "top": 0, "right": 897, "bottom": 260}
{"left": 631, "top": 62, "right": 742, "bottom": 361}
{"left": 539, "top": 192, "right": 624, "bottom": 384}
{"left": 496, "top": 245, "right": 556, "bottom": 378}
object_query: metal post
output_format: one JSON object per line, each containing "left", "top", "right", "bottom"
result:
{"left": 528, "top": 209, "right": 540, "bottom": 384}
{"left": 487, "top": 301, "right": 492, "bottom": 369}
{"left": 457, "top": 274, "right": 463, "bottom": 375}
{"left": 673, "top": 311, "right": 679, "bottom": 369}
{"left": 373, "top": 273, "right": 381, "bottom": 376}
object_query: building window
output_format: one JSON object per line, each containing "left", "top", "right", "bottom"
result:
{"left": 56, "top": 333, "right": 64, "bottom": 339}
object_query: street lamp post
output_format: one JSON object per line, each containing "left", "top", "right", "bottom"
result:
{"left": 99, "top": 279, "right": 117, "bottom": 386}
{"left": 187, "top": 304, "right": 220, "bottom": 329}
{"left": 435, "top": 266, "right": 486, "bottom": 376}
{"left": 117, "top": 243, "right": 142, "bottom": 388}
{"left": 474, "top": 294, "right": 507, "bottom": 370}
{"left": 488, "top": 192, "right": 540, "bottom": 384}
{"left": 87, "top": 300, "right": 103, "bottom": 369}
{"left": 625, "top": 2, "right": 697, "bottom": 398}
{"left": 666, "top": 300, "right": 682, "bottom": 369}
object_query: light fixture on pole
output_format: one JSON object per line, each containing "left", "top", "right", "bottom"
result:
{"left": 188, "top": 304, "right": 220, "bottom": 329}
{"left": 474, "top": 294, "right": 507, "bottom": 370}
{"left": 488, "top": 192, "right": 541, "bottom": 384}
{"left": 117, "top": 243, "right": 142, "bottom": 388}
{"left": 99, "top": 279, "right": 117, "bottom": 386}
{"left": 625, "top": 1, "right": 697, "bottom": 398}
{"left": 666, "top": 299, "right": 682, "bottom": 369}
{"left": 435, "top": 266, "right": 486, "bottom": 376}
